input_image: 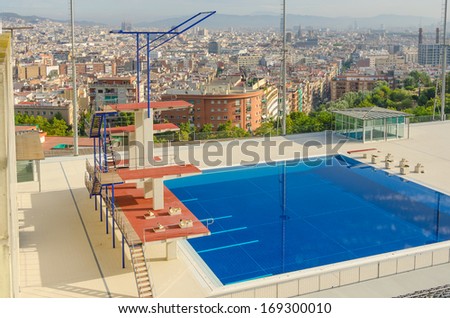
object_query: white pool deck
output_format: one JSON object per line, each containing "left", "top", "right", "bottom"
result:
{"left": 17, "top": 121, "right": 450, "bottom": 298}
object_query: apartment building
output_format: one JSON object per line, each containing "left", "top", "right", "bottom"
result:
{"left": 330, "top": 74, "right": 395, "bottom": 101}
{"left": 162, "top": 78, "right": 264, "bottom": 131}
{"left": 88, "top": 76, "right": 139, "bottom": 111}
{"left": 237, "top": 54, "right": 262, "bottom": 68}
{"left": 17, "top": 64, "right": 47, "bottom": 80}
{"left": 14, "top": 100, "right": 74, "bottom": 125}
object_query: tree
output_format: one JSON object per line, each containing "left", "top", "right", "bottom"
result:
{"left": 217, "top": 120, "right": 249, "bottom": 138}
{"left": 254, "top": 122, "right": 276, "bottom": 136}
{"left": 403, "top": 76, "right": 416, "bottom": 90}
{"left": 178, "top": 122, "right": 193, "bottom": 141}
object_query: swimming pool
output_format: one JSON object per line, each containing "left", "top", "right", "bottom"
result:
{"left": 165, "top": 155, "right": 450, "bottom": 286}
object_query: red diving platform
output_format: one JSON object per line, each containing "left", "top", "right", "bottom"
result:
{"left": 113, "top": 183, "right": 210, "bottom": 243}
{"left": 116, "top": 164, "right": 201, "bottom": 181}
{"left": 106, "top": 123, "right": 180, "bottom": 134}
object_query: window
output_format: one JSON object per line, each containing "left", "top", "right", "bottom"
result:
{"left": 217, "top": 116, "right": 221, "bottom": 120}
{"left": 43, "top": 111, "right": 46, "bottom": 115}
{"left": 224, "top": 116, "right": 228, "bottom": 120}
{"left": 217, "top": 100, "right": 221, "bottom": 104}
{"left": 17, "top": 111, "right": 21, "bottom": 114}
{"left": 235, "top": 100, "right": 241, "bottom": 106}
{"left": 211, "top": 100, "right": 215, "bottom": 104}
{"left": 210, "top": 116, "right": 215, "bottom": 120}
{"left": 211, "top": 108, "right": 215, "bottom": 112}
{"left": 197, "top": 108, "right": 201, "bottom": 112}
{"left": 98, "top": 89, "right": 103, "bottom": 93}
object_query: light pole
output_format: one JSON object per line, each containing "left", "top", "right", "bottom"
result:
{"left": 441, "top": 0, "right": 448, "bottom": 121}
{"left": 281, "top": 0, "right": 287, "bottom": 135}
{"left": 70, "top": 0, "right": 79, "bottom": 155}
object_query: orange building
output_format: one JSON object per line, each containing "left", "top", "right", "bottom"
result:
{"left": 161, "top": 89, "right": 264, "bottom": 131}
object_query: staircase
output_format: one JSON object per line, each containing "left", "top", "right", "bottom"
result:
{"left": 88, "top": 114, "right": 102, "bottom": 138}
{"left": 130, "top": 244, "right": 153, "bottom": 298}
{"left": 106, "top": 135, "right": 117, "bottom": 171}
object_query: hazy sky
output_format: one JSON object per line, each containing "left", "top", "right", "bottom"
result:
{"left": 0, "top": 0, "right": 444, "bottom": 24}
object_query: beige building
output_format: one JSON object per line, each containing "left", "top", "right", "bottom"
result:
{"left": 330, "top": 74, "right": 396, "bottom": 101}
{"left": 18, "top": 64, "right": 47, "bottom": 80}
{"left": 15, "top": 101, "right": 74, "bottom": 125}
{"left": 237, "top": 54, "right": 262, "bottom": 68}
{"left": 0, "top": 33, "right": 19, "bottom": 297}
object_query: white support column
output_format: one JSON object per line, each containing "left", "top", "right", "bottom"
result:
{"left": 134, "top": 110, "right": 145, "bottom": 169}
{"left": 143, "top": 179, "right": 153, "bottom": 199}
{"left": 36, "top": 160, "right": 42, "bottom": 193}
{"left": 166, "top": 241, "right": 178, "bottom": 260}
{"left": 0, "top": 34, "right": 18, "bottom": 297}
{"left": 152, "top": 178, "right": 164, "bottom": 210}
{"left": 129, "top": 131, "right": 138, "bottom": 170}
{"left": 143, "top": 115, "right": 153, "bottom": 167}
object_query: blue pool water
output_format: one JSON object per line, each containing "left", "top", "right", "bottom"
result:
{"left": 165, "top": 155, "right": 450, "bottom": 285}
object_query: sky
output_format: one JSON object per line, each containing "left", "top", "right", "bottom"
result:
{"left": 0, "top": 0, "right": 445, "bottom": 24}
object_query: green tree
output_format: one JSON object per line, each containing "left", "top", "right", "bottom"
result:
{"left": 254, "top": 122, "right": 276, "bottom": 136}
{"left": 178, "top": 122, "right": 193, "bottom": 141}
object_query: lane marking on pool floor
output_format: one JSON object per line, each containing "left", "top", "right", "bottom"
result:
{"left": 197, "top": 240, "right": 259, "bottom": 254}
{"left": 199, "top": 215, "right": 233, "bottom": 223}
{"left": 212, "top": 227, "right": 247, "bottom": 235}
{"left": 181, "top": 198, "right": 198, "bottom": 203}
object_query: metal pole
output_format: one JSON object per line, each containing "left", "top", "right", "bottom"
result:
{"left": 122, "top": 234, "right": 125, "bottom": 268}
{"left": 282, "top": 0, "right": 287, "bottom": 135}
{"left": 136, "top": 34, "right": 140, "bottom": 102}
{"left": 441, "top": 0, "right": 448, "bottom": 121}
{"left": 105, "top": 194, "right": 108, "bottom": 234}
{"left": 147, "top": 34, "right": 151, "bottom": 118}
{"left": 112, "top": 186, "right": 115, "bottom": 248}
{"left": 70, "top": 0, "right": 79, "bottom": 155}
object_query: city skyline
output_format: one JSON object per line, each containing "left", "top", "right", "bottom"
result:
{"left": 0, "top": 0, "right": 445, "bottom": 24}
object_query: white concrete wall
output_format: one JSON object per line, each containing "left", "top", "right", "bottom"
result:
{"left": 209, "top": 242, "right": 450, "bottom": 298}
{"left": 0, "top": 33, "right": 18, "bottom": 297}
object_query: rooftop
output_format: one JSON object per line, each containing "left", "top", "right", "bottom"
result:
{"left": 16, "top": 121, "right": 450, "bottom": 298}
{"left": 333, "top": 106, "right": 411, "bottom": 120}
{"left": 108, "top": 100, "right": 193, "bottom": 112}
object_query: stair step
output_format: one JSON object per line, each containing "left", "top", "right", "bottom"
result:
{"left": 133, "top": 261, "right": 146, "bottom": 266}
{"left": 131, "top": 251, "right": 144, "bottom": 256}
{"left": 138, "top": 283, "right": 151, "bottom": 290}
{"left": 139, "top": 287, "right": 152, "bottom": 293}
{"left": 136, "top": 277, "right": 150, "bottom": 282}
{"left": 134, "top": 271, "right": 148, "bottom": 278}
{"left": 134, "top": 268, "right": 147, "bottom": 273}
